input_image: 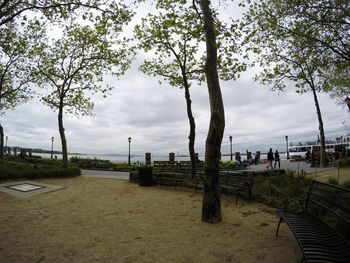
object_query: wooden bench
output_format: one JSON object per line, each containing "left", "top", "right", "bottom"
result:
{"left": 275, "top": 181, "right": 350, "bottom": 263}
{"left": 220, "top": 174, "right": 253, "bottom": 205}
{"left": 154, "top": 172, "right": 178, "bottom": 187}
{"left": 154, "top": 171, "right": 203, "bottom": 192}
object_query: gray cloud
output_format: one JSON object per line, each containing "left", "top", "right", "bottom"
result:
{"left": 3, "top": 5, "right": 349, "bottom": 157}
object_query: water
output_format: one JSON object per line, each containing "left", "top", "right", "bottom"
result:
{"left": 32, "top": 152, "right": 287, "bottom": 164}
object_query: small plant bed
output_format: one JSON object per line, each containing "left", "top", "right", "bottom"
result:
{"left": 219, "top": 160, "right": 241, "bottom": 170}
{"left": 339, "top": 157, "right": 350, "bottom": 167}
{"left": 70, "top": 156, "right": 113, "bottom": 170}
{"left": 112, "top": 163, "right": 139, "bottom": 171}
{"left": 252, "top": 171, "right": 312, "bottom": 208}
{"left": 5, "top": 155, "right": 63, "bottom": 166}
{"left": 0, "top": 161, "right": 81, "bottom": 180}
{"left": 326, "top": 177, "right": 350, "bottom": 189}
{"left": 70, "top": 157, "right": 139, "bottom": 171}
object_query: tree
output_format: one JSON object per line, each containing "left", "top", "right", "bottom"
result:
{"left": 34, "top": 23, "right": 133, "bottom": 167}
{"left": 197, "top": 0, "right": 225, "bottom": 223}
{"left": 0, "top": 21, "right": 43, "bottom": 160}
{"left": 134, "top": 2, "right": 205, "bottom": 175}
{"left": 241, "top": 0, "right": 350, "bottom": 105}
{"left": 0, "top": 0, "right": 126, "bottom": 27}
{"left": 134, "top": 0, "right": 243, "bottom": 223}
{"left": 241, "top": 0, "right": 347, "bottom": 166}
{"left": 0, "top": 0, "right": 132, "bottom": 161}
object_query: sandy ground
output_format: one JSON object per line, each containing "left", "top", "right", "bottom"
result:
{"left": 0, "top": 177, "right": 301, "bottom": 263}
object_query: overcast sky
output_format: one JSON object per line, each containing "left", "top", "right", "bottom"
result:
{"left": 2, "top": 2, "right": 350, "bottom": 156}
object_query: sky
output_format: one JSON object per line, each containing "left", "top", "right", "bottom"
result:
{"left": 2, "top": 2, "right": 350, "bottom": 156}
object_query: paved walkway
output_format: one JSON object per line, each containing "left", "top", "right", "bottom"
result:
{"left": 247, "top": 160, "right": 336, "bottom": 174}
{"left": 81, "top": 169, "right": 129, "bottom": 180}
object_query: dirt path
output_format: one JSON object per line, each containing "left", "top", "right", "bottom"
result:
{"left": 0, "top": 177, "right": 300, "bottom": 262}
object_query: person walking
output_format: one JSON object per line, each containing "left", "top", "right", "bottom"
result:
{"left": 274, "top": 150, "right": 280, "bottom": 169}
{"left": 266, "top": 148, "right": 274, "bottom": 169}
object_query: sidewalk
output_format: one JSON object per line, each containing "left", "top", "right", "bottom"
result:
{"left": 248, "top": 160, "right": 336, "bottom": 174}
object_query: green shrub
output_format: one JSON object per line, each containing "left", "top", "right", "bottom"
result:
{"left": 327, "top": 177, "right": 339, "bottom": 185}
{"left": 338, "top": 157, "right": 350, "bottom": 167}
{"left": 219, "top": 160, "right": 239, "bottom": 169}
{"left": 341, "top": 180, "right": 350, "bottom": 189}
{"left": 113, "top": 163, "right": 139, "bottom": 171}
{"left": 5, "top": 155, "right": 63, "bottom": 166}
{"left": 70, "top": 156, "right": 140, "bottom": 171}
{"left": 0, "top": 161, "right": 80, "bottom": 180}
{"left": 70, "top": 156, "right": 114, "bottom": 169}
{"left": 252, "top": 171, "right": 312, "bottom": 208}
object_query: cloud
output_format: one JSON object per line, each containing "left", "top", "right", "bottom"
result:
{"left": 3, "top": 4, "right": 349, "bottom": 157}
{"left": 4, "top": 58, "right": 348, "bottom": 156}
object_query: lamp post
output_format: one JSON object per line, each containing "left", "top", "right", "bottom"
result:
{"left": 5, "top": 136, "right": 8, "bottom": 154}
{"left": 51, "top": 137, "right": 54, "bottom": 159}
{"left": 229, "top": 135, "right": 233, "bottom": 161}
{"left": 285, "top": 135, "right": 289, "bottom": 160}
{"left": 128, "top": 137, "right": 132, "bottom": 165}
{"left": 345, "top": 97, "right": 350, "bottom": 112}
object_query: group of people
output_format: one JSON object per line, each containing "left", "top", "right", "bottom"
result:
{"left": 266, "top": 148, "right": 280, "bottom": 169}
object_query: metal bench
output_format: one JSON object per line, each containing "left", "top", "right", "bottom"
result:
{"left": 275, "top": 181, "right": 350, "bottom": 263}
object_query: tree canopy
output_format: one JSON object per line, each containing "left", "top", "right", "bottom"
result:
{"left": 241, "top": 0, "right": 350, "bottom": 104}
{"left": 36, "top": 24, "right": 132, "bottom": 116}
{"left": 135, "top": 3, "right": 205, "bottom": 87}
{"left": 0, "top": 0, "right": 129, "bottom": 27}
{"left": 0, "top": 21, "right": 45, "bottom": 115}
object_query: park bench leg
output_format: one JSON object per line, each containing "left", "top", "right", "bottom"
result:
{"left": 275, "top": 217, "right": 284, "bottom": 237}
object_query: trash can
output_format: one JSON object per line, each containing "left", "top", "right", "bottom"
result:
{"left": 138, "top": 167, "right": 153, "bottom": 187}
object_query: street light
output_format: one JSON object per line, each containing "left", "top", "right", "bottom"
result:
{"left": 51, "top": 137, "right": 54, "bottom": 159}
{"left": 229, "top": 135, "right": 233, "bottom": 161}
{"left": 285, "top": 135, "right": 289, "bottom": 160}
{"left": 5, "top": 136, "right": 8, "bottom": 154}
{"left": 128, "top": 137, "right": 132, "bottom": 165}
{"left": 345, "top": 97, "right": 350, "bottom": 112}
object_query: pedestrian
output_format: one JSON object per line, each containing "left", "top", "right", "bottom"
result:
{"left": 274, "top": 150, "right": 280, "bottom": 169}
{"left": 266, "top": 148, "right": 274, "bottom": 169}
{"left": 235, "top": 153, "right": 242, "bottom": 166}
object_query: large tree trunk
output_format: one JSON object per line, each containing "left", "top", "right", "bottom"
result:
{"left": 311, "top": 87, "right": 326, "bottom": 167}
{"left": 0, "top": 123, "right": 4, "bottom": 161}
{"left": 183, "top": 74, "right": 197, "bottom": 176}
{"left": 199, "top": 0, "right": 225, "bottom": 224}
{"left": 58, "top": 103, "right": 68, "bottom": 168}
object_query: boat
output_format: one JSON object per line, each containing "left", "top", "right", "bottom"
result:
{"left": 288, "top": 134, "right": 350, "bottom": 158}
